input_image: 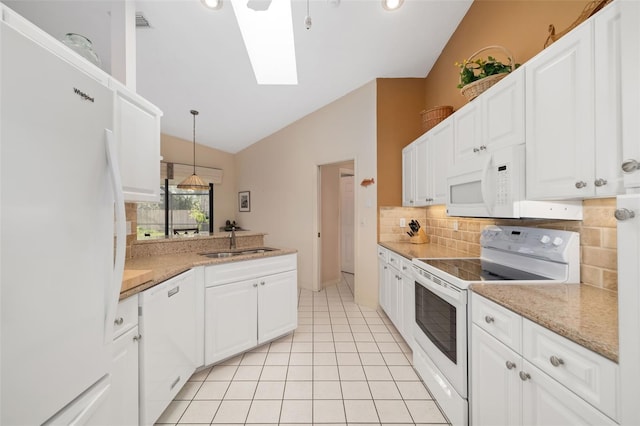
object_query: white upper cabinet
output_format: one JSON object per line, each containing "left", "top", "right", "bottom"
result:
{"left": 402, "top": 143, "right": 416, "bottom": 206}
{"left": 621, "top": 1, "right": 640, "bottom": 188}
{"left": 453, "top": 69, "right": 525, "bottom": 166}
{"left": 414, "top": 135, "right": 430, "bottom": 206}
{"left": 526, "top": 21, "right": 594, "bottom": 200}
{"left": 429, "top": 117, "right": 454, "bottom": 205}
{"left": 527, "top": 1, "right": 623, "bottom": 199}
{"left": 402, "top": 116, "right": 453, "bottom": 207}
{"left": 111, "top": 79, "right": 163, "bottom": 202}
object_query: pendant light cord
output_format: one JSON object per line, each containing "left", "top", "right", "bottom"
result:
{"left": 191, "top": 109, "right": 199, "bottom": 175}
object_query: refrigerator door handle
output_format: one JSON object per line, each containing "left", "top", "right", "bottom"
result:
{"left": 104, "top": 128, "right": 126, "bottom": 343}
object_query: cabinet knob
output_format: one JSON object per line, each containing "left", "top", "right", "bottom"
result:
{"left": 594, "top": 178, "right": 607, "bottom": 187}
{"left": 549, "top": 355, "right": 565, "bottom": 367}
{"left": 114, "top": 317, "right": 124, "bottom": 326}
{"left": 505, "top": 361, "right": 516, "bottom": 370}
{"left": 253, "top": 283, "right": 258, "bottom": 288}
{"left": 622, "top": 159, "right": 640, "bottom": 173}
{"left": 473, "top": 147, "right": 480, "bottom": 153}
{"left": 519, "top": 371, "right": 531, "bottom": 381}
{"left": 575, "top": 181, "right": 587, "bottom": 189}
{"left": 615, "top": 208, "right": 636, "bottom": 221}
{"left": 484, "top": 315, "right": 495, "bottom": 324}
{"left": 260, "top": 281, "right": 265, "bottom": 286}
{"left": 133, "top": 334, "right": 142, "bottom": 342}
{"left": 479, "top": 145, "right": 487, "bottom": 151}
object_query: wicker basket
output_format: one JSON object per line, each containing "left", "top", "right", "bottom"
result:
{"left": 544, "top": 0, "right": 611, "bottom": 48}
{"left": 459, "top": 45, "right": 515, "bottom": 102}
{"left": 421, "top": 106, "right": 454, "bottom": 132}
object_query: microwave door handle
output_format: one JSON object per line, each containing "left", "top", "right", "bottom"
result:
{"left": 480, "top": 154, "right": 494, "bottom": 216}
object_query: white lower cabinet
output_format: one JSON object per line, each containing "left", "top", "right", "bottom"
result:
{"left": 204, "top": 254, "right": 297, "bottom": 365}
{"left": 91, "top": 295, "right": 140, "bottom": 426}
{"left": 470, "top": 293, "right": 618, "bottom": 426}
{"left": 139, "top": 270, "right": 199, "bottom": 425}
{"left": 377, "top": 245, "right": 414, "bottom": 344}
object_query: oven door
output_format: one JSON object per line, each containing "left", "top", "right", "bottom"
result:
{"left": 414, "top": 269, "right": 468, "bottom": 398}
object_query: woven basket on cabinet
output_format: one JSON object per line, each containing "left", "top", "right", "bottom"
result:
{"left": 459, "top": 45, "right": 515, "bottom": 102}
{"left": 420, "top": 106, "right": 454, "bottom": 132}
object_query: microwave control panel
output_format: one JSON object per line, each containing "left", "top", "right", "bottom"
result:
{"left": 495, "top": 163, "right": 510, "bottom": 205}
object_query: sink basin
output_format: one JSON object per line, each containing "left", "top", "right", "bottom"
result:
{"left": 201, "top": 247, "right": 277, "bottom": 259}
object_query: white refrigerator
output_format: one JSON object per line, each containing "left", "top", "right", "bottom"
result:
{"left": 0, "top": 18, "right": 126, "bottom": 425}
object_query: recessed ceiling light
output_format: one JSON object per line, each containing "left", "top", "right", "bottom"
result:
{"left": 202, "top": 0, "right": 223, "bottom": 10}
{"left": 382, "top": 0, "right": 404, "bottom": 11}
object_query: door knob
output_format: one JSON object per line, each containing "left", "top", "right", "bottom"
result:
{"left": 519, "top": 371, "right": 531, "bottom": 381}
{"left": 594, "top": 178, "right": 607, "bottom": 187}
{"left": 615, "top": 208, "right": 636, "bottom": 221}
{"left": 575, "top": 181, "right": 587, "bottom": 189}
{"left": 505, "top": 361, "right": 516, "bottom": 370}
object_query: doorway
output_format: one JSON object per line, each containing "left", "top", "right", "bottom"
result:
{"left": 319, "top": 160, "right": 355, "bottom": 292}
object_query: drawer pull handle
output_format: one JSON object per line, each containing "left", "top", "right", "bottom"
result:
{"left": 505, "top": 361, "right": 516, "bottom": 370}
{"left": 114, "top": 317, "right": 124, "bottom": 326}
{"left": 133, "top": 334, "right": 142, "bottom": 342}
{"left": 170, "top": 376, "right": 181, "bottom": 390}
{"left": 168, "top": 286, "right": 180, "bottom": 297}
{"left": 550, "top": 356, "right": 565, "bottom": 367}
{"left": 484, "top": 315, "right": 495, "bottom": 324}
{"left": 519, "top": 371, "right": 531, "bottom": 381}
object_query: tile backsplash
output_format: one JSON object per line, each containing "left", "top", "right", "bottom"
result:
{"left": 379, "top": 198, "right": 617, "bottom": 291}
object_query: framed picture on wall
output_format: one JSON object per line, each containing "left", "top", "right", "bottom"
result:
{"left": 239, "top": 191, "right": 251, "bottom": 212}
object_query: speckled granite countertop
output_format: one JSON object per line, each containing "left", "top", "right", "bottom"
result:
{"left": 471, "top": 283, "right": 618, "bottom": 363}
{"left": 120, "top": 247, "right": 297, "bottom": 300}
{"left": 378, "top": 241, "right": 472, "bottom": 259}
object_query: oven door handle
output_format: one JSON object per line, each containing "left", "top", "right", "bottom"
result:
{"left": 415, "top": 274, "right": 465, "bottom": 305}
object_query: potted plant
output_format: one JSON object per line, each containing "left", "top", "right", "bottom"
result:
{"left": 455, "top": 45, "right": 519, "bottom": 101}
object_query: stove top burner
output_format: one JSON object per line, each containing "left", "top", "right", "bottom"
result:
{"left": 417, "top": 258, "right": 554, "bottom": 282}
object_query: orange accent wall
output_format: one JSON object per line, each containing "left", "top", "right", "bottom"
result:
{"left": 424, "top": 0, "right": 589, "bottom": 111}
{"left": 376, "top": 78, "right": 426, "bottom": 212}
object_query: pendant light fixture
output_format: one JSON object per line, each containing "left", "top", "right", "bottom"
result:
{"left": 177, "top": 110, "right": 209, "bottom": 191}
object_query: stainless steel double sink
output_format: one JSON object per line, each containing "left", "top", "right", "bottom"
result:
{"left": 200, "top": 247, "right": 277, "bottom": 259}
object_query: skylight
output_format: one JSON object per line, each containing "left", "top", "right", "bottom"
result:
{"left": 231, "top": 0, "right": 298, "bottom": 85}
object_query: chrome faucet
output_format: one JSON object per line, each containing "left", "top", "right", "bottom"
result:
{"left": 229, "top": 226, "right": 237, "bottom": 250}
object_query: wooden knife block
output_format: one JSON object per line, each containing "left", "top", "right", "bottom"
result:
{"left": 409, "top": 227, "right": 429, "bottom": 244}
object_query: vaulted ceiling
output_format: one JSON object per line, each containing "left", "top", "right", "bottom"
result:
{"left": 3, "top": 0, "right": 472, "bottom": 153}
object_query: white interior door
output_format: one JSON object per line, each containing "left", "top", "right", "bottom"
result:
{"left": 340, "top": 171, "right": 355, "bottom": 274}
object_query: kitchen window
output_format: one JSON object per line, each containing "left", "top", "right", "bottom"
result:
{"left": 137, "top": 179, "right": 213, "bottom": 238}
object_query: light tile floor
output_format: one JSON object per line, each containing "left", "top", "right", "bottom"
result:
{"left": 156, "top": 273, "right": 450, "bottom": 425}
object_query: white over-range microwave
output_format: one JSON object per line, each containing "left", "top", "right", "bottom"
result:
{"left": 446, "top": 144, "right": 583, "bottom": 219}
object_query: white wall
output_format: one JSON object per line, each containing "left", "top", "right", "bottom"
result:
{"left": 235, "top": 81, "right": 379, "bottom": 308}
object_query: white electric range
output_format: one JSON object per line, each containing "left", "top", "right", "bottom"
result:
{"left": 410, "top": 225, "right": 580, "bottom": 426}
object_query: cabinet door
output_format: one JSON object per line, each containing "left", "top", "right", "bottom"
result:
{"left": 401, "top": 272, "right": 415, "bottom": 349}
{"left": 402, "top": 144, "right": 416, "bottom": 206}
{"left": 139, "top": 270, "right": 198, "bottom": 425}
{"left": 258, "top": 270, "right": 298, "bottom": 344}
{"left": 621, "top": 1, "right": 640, "bottom": 188}
{"left": 482, "top": 70, "right": 525, "bottom": 151}
{"left": 90, "top": 327, "right": 139, "bottom": 426}
{"left": 387, "top": 271, "right": 400, "bottom": 328}
{"left": 414, "top": 135, "right": 431, "bottom": 206}
{"left": 378, "top": 259, "right": 389, "bottom": 311}
{"left": 594, "top": 1, "right": 624, "bottom": 196}
{"left": 521, "top": 361, "right": 617, "bottom": 426}
{"left": 470, "top": 325, "right": 522, "bottom": 426}
{"left": 205, "top": 279, "right": 258, "bottom": 365}
{"left": 429, "top": 117, "right": 454, "bottom": 205}
{"left": 525, "top": 22, "right": 594, "bottom": 199}
{"left": 453, "top": 101, "right": 482, "bottom": 165}
{"left": 114, "top": 89, "right": 162, "bottom": 202}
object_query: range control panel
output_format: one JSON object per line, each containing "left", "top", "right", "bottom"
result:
{"left": 480, "top": 225, "right": 580, "bottom": 263}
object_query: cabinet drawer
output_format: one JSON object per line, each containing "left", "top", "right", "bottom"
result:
{"left": 471, "top": 293, "right": 522, "bottom": 352}
{"left": 377, "top": 245, "right": 388, "bottom": 262}
{"left": 522, "top": 319, "right": 619, "bottom": 421}
{"left": 388, "top": 251, "right": 403, "bottom": 271}
{"left": 113, "top": 295, "right": 138, "bottom": 339}
{"left": 205, "top": 254, "right": 296, "bottom": 287}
